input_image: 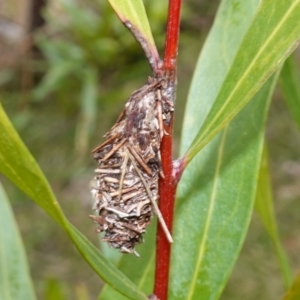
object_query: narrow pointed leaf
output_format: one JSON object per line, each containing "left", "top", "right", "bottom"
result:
{"left": 283, "top": 273, "right": 300, "bottom": 300}
{"left": 0, "top": 105, "right": 64, "bottom": 225}
{"left": 185, "top": 0, "right": 300, "bottom": 163}
{"left": 170, "top": 0, "right": 276, "bottom": 299}
{"left": 0, "top": 104, "right": 147, "bottom": 300}
{"left": 107, "top": 0, "right": 159, "bottom": 67}
{"left": 171, "top": 74, "right": 278, "bottom": 300}
{"left": 0, "top": 182, "right": 36, "bottom": 300}
{"left": 255, "top": 145, "right": 293, "bottom": 288}
{"left": 280, "top": 54, "right": 300, "bottom": 130}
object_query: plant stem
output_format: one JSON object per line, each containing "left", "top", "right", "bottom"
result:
{"left": 163, "top": 0, "right": 182, "bottom": 71}
{"left": 154, "top": 121, "right": 176, "bottom": 300}
{"left": 154, "top": 0, "right": 182, "bottom": 299}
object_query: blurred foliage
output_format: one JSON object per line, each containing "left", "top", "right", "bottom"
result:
{"left": 0, "top": 0, "right": 300, "bottom": 299}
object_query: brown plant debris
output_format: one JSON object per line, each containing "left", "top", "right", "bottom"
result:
{"left": 91, "top": 76, "right": 174, "bottom": 256}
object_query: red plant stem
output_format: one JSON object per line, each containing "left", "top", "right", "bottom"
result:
{"left": 163, "top": 0, "right": 182, "bottom": 71}
{"left": 154, "top": 122, "right": 176, "bottom": 300}
{"left": 154, "top": 0, "right": 182, "bottom": 299}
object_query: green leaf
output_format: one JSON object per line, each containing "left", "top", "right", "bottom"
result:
{"left": 280, "top": 53, "right": 300, "bottom": 130}
{"left": 107, "top": 0, "right": 155, "bottom": 46}
{"left": 98, "top": 221, "right": 157, "bottom": 300}
{"left": 0, "top": 182, "right": 36, "bottom": 300}
{"left": 185, "top": 0, "right": 300, "bottom": 163}
{"left": 107, "top": 0, "right": 159, "bottom": 66}
{"left": 283, "top": 273, "right": 300, "bottom": 300}
{"left": 171, "top": 74, "right": 278, "bottom": 300}
{"left": 255, "top": 145, "right": 293, "bottom": 288}
{"left": 0, "top": 104, "right": 147, "bottom": 300}
{"left": 170, "top": 0, "right": 277, "bottom": 298}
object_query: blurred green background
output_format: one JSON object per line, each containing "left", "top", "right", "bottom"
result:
{"left": 0, "top": 0, "right": 299, "bottom": 299}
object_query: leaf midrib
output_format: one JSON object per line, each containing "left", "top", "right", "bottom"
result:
{"left": 186, "top": 128, "right": 228, "bottom": 300}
